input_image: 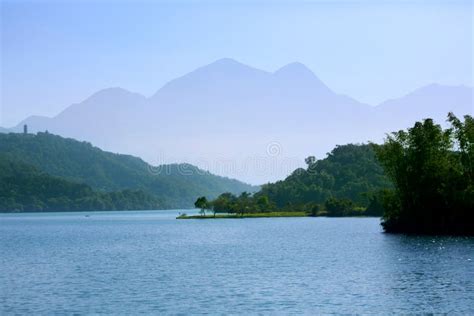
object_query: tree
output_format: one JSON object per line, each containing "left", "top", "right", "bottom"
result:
{"left": 256, "top": 195, "right": 270, "bottom": 212}
{"left": 211, "top": 192, "right": 236, "bottom": 215}
{"left": 194, "top": 196, "right": 208, "bottom": 216}
{"left": 364, "top": 190, "right": 387, "bottom": 216}
{"left": 237, "top": 192, "right": 251, "bottom": 216}
{"left": 324, "top": 197, "right": 354, "bottom": 216}
{"left": 373, "top": 113, "right": 474, "bottom": 234}
{"left": 309, "top": 203, "right": 320, "bottom": 216}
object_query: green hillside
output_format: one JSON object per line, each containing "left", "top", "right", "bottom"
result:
{"left": 0, "top": 133, "right": 256, "bottom": 209}
{"left": 205, "top": 144, "right": 392, "bottom": 217}
{"left": 0, "top": 155, "right": 162, "bottom": 212}
{"left": 258, "top": 144, "right": 391, "bottom": 208}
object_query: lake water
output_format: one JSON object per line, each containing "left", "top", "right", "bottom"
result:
{"left": 1, "top": 210, "right": 473, "bottom": 314}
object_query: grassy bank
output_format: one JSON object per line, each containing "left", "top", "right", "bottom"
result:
{"left": 177, "top": 211, "right": 308, "bottom": 219}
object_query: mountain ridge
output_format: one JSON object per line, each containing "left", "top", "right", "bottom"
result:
{"left": 2, "top": 59, "right": 472, "bottom": 184}
{"left": 7, "top": 59, "right": 471, "bottom": 129}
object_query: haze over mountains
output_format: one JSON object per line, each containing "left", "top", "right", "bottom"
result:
{"left": 4, "top": 58, "right": 473, "bottom": 184}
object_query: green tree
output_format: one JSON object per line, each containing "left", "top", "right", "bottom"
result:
{"left": 256, "top": 195, "right": 270, "bottom": 212}
{"left": 324, "top": 197, "right": 354, "bottom": 216}
{"left": 373, "top": 113, "right": 474, "bottom": 234}
{"left": 194, "top": 196, "right": 208, "bottom": 216}
{"left": 237, "top": 192, "right": 251, "bottom": 216}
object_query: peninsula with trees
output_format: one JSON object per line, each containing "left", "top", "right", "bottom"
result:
{"left": 181, "top": 113, "right": 474, "bottom": 235}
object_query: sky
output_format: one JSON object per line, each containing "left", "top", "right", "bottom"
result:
{"left": 1, "top": 0, "right": 472, "bottom": 127}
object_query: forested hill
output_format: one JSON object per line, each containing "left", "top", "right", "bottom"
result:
{"left": 0, "top": 132, "right": 257, "bottom": 209}
{"left": 0, "top": 155, "right": 162, "bottom": 212}
{"left": 257, "top": 144, "right": 392, "bottom": 208}
{"left": 205, "top": 144, "right": 393, "bottom": 217}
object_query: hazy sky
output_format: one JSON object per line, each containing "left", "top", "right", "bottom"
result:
{"left": 1, "top": 0, "right": 472, "bottom": 127}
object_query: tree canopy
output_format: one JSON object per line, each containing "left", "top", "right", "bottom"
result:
{"left": 373, "top": 113, "right": 473, "bottom": 234}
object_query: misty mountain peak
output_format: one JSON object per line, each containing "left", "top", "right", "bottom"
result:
{"left": 211, "top": 57, "right": 244, "bottom": 67}
{"left": 73, "top": 87, "right": 147, "bottom": 111}
{"left": 192, "top": 58, "right": 270, "bottom": 78}
{"left": 151, "top": 58, "right": 270, "bottom": 100}
{"left": 52, "top": 87, "right": 147, "bottom": 122}
{"left": 274, "top": 62, "right": 331, "bottom": 93}
{"left": 275, "top": 62, "right": 313, "bottom": 74}
{"left": 85, "top": 87, "right": 145, "bottom": 102}
{"left": 393, "top": 83, "right": 472, "bottom": 101}
{"left": 274, "top": 62, "right": 321, "bottom": 81}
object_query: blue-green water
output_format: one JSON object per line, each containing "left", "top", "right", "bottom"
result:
{"left": 1, "top": 210, "right": 473, "bottom": 314}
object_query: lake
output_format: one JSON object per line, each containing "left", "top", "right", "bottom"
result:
{"left": 1, "top": 210, "right": 473, "bottom": 314}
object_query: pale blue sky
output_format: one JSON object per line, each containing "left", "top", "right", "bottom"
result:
{"left": 1, "top": 0, "right": 472, "bottom": 127}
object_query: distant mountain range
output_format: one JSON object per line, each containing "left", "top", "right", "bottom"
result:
{"left": 3, "top": 58, "right": 472, "bottom": 183}
{"left": 0, "top": 133, "right": 257, "bottom": 210}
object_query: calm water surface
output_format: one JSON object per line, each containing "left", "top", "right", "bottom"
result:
{"left": 1, "top": 210, "right": 473, "bottom": 314}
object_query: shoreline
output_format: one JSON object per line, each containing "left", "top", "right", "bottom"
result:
{"left": 177, "top": 211, "right": 309, "bottom": 219}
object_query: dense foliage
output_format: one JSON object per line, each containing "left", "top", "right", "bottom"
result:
{"left": 373, "top": 113, "right": 473, "bottom": 234}
{"left": 258, "top": 144, "right": 391, "bottom": 208}
{"left": 205, "top": 144, "right": 391, "bottom": 216}
{"left": 0, "top": 133, "right": 257, "bottom": 209}
{"left": 0, "top": 155, "right": 162, "bottom": 212}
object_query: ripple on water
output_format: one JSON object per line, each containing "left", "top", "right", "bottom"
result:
{"left": 0, "top": 212, "right": 473, "bottom": 314}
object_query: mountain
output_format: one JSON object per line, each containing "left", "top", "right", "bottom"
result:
{"left": 149, "top": 59, "right": 369, "bottom": 127}
{"left": 374, "top": 84, "right": 473, "bottom": 130}
{"left": 6, "top": 59, "right": 473, "bottom": 183}
{"left": 0, "top": 155, "right": 163, "bottom": 212}
{"left": 0, "top": 133, "right": 257, "bottom": 209}
{"left": 7, "top": 88, "right": 148, "bottom": 149}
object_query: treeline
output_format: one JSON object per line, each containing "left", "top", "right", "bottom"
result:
{"left": 198, "top": 144, "right": 392, "bottom": 217}
{"left": 197, "top": 193, "right": 386, "bottom": 217}
{"left": 0, "top": 156, "right": 162, "bottom": 212}
{"left": 373, "top": 113, "right": 473, "bottom": 234}
{"left": 195, "top": 190, "right": 386, "bottom": 217}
